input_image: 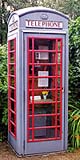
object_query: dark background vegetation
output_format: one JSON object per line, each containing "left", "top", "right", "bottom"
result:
{"left": 0, "top": 0, "right": 80, "bottom": 148}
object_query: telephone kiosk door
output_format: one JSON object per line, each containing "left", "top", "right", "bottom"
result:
{"left": 24, "top": 34, "right": 65, "bottom": 154}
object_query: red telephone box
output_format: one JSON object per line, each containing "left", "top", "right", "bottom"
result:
{"left": 8, "top": 7, "right": 69, "bottom": 155}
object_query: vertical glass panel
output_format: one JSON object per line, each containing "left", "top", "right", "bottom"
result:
{"left": 29, "top": 104, "right": 32, "bottom": 115}
{"left": 57, "top": 103, "right": 60, "bottom": 113}
{"left": 57, "top": 116, "right": 60, "bottom": 125}
{"left": 11, "top": 88, "right": 14, "bottom": 99}
{"left": 10, "top": 52, "right": 14, "bottom": 63}
{"left": 11, "top": 100, "right": 14, "bottom": 111}
{"left": 57, "top": 91, "right": 60, "bottom": 101}
{"left": 52, "top": 40, "right": 56, "bottom": 50}
{"left": 57, "top": 78, "right": 61, "bottom": 88}
{"left": 52, "top": 103, "right": 56, "bottom": 113}
{"left": 29, "top": 38, "right": 32, "bottom": 49}
{"left": 58, "top": 65, "right": 61, "bottom": 75}
{"left": 11, "top": 123, "right": 15, "bottom": 133}
{"left": 11, "top": 112, "right": 15, "bottom": 122}
{"left": 51, "top": 52, "right": 56, "bottom": 63}
{"left": 10, "top": 40, "right": 14, "bottom": 50}
{"left": 29, "top": 51, "right": 32, "bottom": 63}
{"left": 52, "top": 116, "right": 56, "bottom": 126}
{"left": 58, "top": 40, "right": 61, "bottom": 51}
{"left": 58, "top": 53, "right": 61, "bottom": 63}
{"left": 57, "top": 128, "right": 60, "bottom": 138}
{"left": 10, "top": 65, "right": 14, "bottom": 75}
{"left": 29, "top": 79, "right": 32, "bottom": 89}
{"left": 52, "top": 78, "right": 56, "bottom": 88}
{"left": 29, "top": 117, "right": 32, "bottom": 128}
{"left": 10, "top": 77, "right": 14, "bottom": 87}
{"left": 29, "top": 65, "right": 32, "bottom": 75}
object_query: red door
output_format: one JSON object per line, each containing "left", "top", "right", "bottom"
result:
{"left": 27, "top": 37, "right": 62, "bottom": 143}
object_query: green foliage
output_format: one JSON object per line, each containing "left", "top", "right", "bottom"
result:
{"left": 0, "top": 1, "right": 9, "bottom": 44}
{"left": 69, "top": 17, "right": 80, "bottom": 101}
{"left": 68, "top": 104, "right": 80, "bottom": 148}
{"left": 0, "top": 44, "right": 8, "bottom": 140}
{"left": 61, "top": 0, "right": 80, "bottom": 19}
{"left": 68, "top": 17, "right": 80, "bottom": 149}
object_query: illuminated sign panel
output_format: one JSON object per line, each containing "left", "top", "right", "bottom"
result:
{"left": 26, "top": 20, "right": 63, "bottom": 29}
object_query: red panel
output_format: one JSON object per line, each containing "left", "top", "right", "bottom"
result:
{"left": 27, "top": 37, "right": 62, "bottom": 142}
{"left": 8, "top": 39, "right": 16, "bottom": 139}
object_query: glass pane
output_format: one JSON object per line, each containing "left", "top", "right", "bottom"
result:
{"left": 11, "top": 100, "right": 14, "bottom": 111}
{"left": 34, "top": 104, "right": 55, "bottom": 114}
{"left": 57, "top": 90, "right": 60, "bottom": 101}
{"left": 11, "top": 88, "right": 14, "bottom": 99}
{"left": 34, "top": 128, "right": 55, "bottom": 139}
{"left": 29, "top": 117, "right": 32, "bottom": 128}
{"left": 52, "top": 40, "right": 56, "bottom": 50}
{"left": 57, "top": 116, "right": 60, "bottom": 125}
{"left": 57, "top": 128, "right": 60, "bottom": 138}
{"left": 32, "top": 77, "right": 56, "bottom": 90}
{"left": 29, "top": 52, "right": 32, "bottom": 63}
{"left": 34, "top": 65, "right": 56, "bottom": 76}
{"left": 33, "top": 115, "right": 56, "bottom": 127}
{"left": 34, "top": 52, "right": 56, "bottom": 64}
{"left": 34, "top": 106, "right": 46, "bottom": 114}
{"left": 58, "top": 65, "right": 61, "bottom": 76}
{"left": 10, "top": 40, "right": 14, "bottom": 50}
{"left": 29, "top": 39, "right": 32, "bottom": 49}
{"left": 57, "top": 78, "right": 61, "bottom": 88}
{"left": 10, "top": 65, "right": 14, "bottom": 75}
{"left": 58, "top": 53, "right": 61, "bottom": 63}
{"left": 28, "top": 105, "right": 32, "bottom": 115}
{"left": 29, "top": 79, "right": 32, "bottom": 89}
{"left": 34, "top": 39, "right": 50, "bottom": 50}
{"left": 28, "top": 104, "right": 56, "bottom": 115}
{"left": 10, "top": 77, "right": 14, "bottom": 87}
{"left": 57, "top": 103, "right": 60, "bottom": 113}
{"left": 11, "top": 123, "right": 15, "bottom": 133}
{"left": 11, "top": 112, "right": 15, "bottom": 122}
{"left": 10, "top": 52, "right": 14, "bottom": 63}
{"left": 58, "top": 40, "right": 61, "bottom": 51}
{"left": 29, "top": 90, "right": 56, "bottom": 103}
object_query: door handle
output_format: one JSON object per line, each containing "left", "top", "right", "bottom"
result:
{"left": 62, "top": 87, "right": 64, "bottom": 93}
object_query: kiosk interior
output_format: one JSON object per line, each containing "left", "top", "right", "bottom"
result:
{"left": 8, "top": 7, "right": 69, "bottom": 155}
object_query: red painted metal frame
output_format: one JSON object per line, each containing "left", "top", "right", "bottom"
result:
{"left": 8, "top": 38, "right": 16, "bottom": 139}
{"left": 27, "top": 37, "right": 62, "bottom": 142}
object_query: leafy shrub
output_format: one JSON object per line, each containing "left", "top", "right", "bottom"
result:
{"left": 0, "top": 44, "right": 8, "bottom": 140}
{"left": 69, "top": 17, "right": 80, "bottom": 101}
{"left": 68, "top": 16, "right": 80, "bottom": 148}
{"left": 68, "top": 104, "right": 80, "bottom": 148}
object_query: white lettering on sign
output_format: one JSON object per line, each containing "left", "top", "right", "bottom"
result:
{"left": 9, "top": 21, "right": 18, "bottom": 32}
{"left": 26, "top": 20, "right": 63, "bottom": 29}
{"left": 8, "top": 14, "right": 19, "bottom": 32}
